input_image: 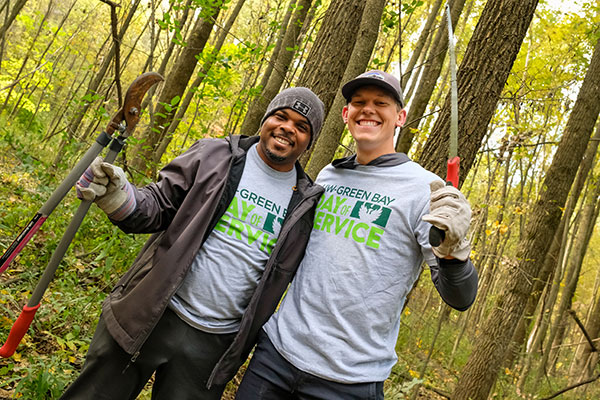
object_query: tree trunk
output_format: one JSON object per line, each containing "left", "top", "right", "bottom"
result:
{"left": 131, "top": 2, "right": 224, "bottom": 174}
{"left": 59, "top": 0, "right": 141, "bottom": 164}
{"left": 304, "top": 0, "right": 387, "bottom": 179}
{"left": 418, "top": 0, "right": 539, "bottom": 182}
{"left": 238, "top": 0, "right": 313, "bottom": 137}
{"left": 395, "top": 0, "right": 466, "bottom": 155}
{"left": 401, "top": 0, "right": 443, "bottom": 91}
{"left": 452, "top": 35, "right": 600, "bottom": 400}
{"left": 238, "top": 0, "right": 294, "bottom": 127}
{"left": 153, "top": 0, "right": 247, "bottom": 162}
{"left": 141, "top": 0, "right": 194, "bottom": 111}
{"left": 509, "top": 123, "right": 600, "bottom": 374}
{"left": 295, "top": 0, "right": 366, "bottom": 166}
{"left": 296, "top": 0, "right": 366, "bottom": 111}
{"left": 0, "top": 0, "right": 27, "bottom": 37}
{"left": 568, "top": 270, "right": 600, "bottom": 385}
{"left": 532, "top": 180, "right": 600, "bottom": 390}
{"left": 0, "top": 0, "right": 53, "bottom": 113}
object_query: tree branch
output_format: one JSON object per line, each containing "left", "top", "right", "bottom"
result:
{"left": 569, "top": 309, "right": 598, "bottom": 352}
{"left": 539, "top": 373, "right": 600, "bottom": 400}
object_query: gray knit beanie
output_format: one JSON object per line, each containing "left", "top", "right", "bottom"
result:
{"left": 260, "top": 87, "right": 325, "bottom": 148}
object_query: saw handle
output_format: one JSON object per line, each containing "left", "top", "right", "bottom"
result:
{"left": 0, "top": 303, "right": 40, "bottom": 358}
{"left": 428, "top": 157, "right": 460, "bottom": 247}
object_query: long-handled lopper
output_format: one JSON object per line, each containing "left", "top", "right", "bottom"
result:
{"left": 429, "top": 3, "right": 460, "bottom": 247}
{"left": 0, "top": 72, "right": 163, "bottom": 358}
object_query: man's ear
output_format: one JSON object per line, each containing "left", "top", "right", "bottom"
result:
{"left": 342, "top": 105, "right": 349, "bottom": 123}
{"left": 395, "top": 109, "right": 407, "bottom": 128}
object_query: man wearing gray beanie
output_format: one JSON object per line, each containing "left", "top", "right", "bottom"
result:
{"left": 61, "top": 87, "right": 325, "bottom": 400}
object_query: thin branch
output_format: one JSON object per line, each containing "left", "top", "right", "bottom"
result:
{"left": 539, "top": 373, "right": 600, "bottom": 400}
{"left": 569, "top": 309, "right": 598, "bottom": 352}
{"left": 100, "top": 0, "right": 123, "bottom": 107}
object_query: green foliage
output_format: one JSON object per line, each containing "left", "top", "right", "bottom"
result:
{"left": 2, "top": 0, "right": 600, "bottom": 398}
{"left": 0, "top": 115, "right": 147, "bottom": 398}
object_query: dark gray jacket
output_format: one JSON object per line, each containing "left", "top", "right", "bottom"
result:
{"left": 101, "top": 135, "right": 323, "bottom": 386}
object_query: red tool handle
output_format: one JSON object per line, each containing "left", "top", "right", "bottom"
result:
{"left": 0, "top": 214, "right": 47, "bottom": 275}
{"left": 446, "top": 156, "right": 460, "bottom": 188}
{"left": 428, "top": 157, "right": 461, "bottom": 247}
{"left": 0, "top": 303, "right": 41, "bottom": 358}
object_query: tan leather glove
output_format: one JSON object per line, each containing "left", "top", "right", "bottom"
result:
{"left": 422, "top": 180, "right": 471, "bottom": 261}
{"left": 76, "top": 157, "right": 136, "bottom": 221}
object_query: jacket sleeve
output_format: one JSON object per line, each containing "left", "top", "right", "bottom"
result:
{"left": 112, "top": 139, "right": 207, "bottom": 233}
{"left": 430, "top": 257, "right": 478, "bottom": 311}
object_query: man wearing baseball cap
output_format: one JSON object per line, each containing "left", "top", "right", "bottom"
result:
{"left": 61, "top": 87, "right": 325, "bottom": 399}
{"left": 236, "top": 70, "right": 477, "bottom": 399}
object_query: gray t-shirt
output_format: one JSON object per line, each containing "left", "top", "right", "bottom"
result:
{"left": 170, "top": 144, "right": 296, "bottom": 333}
{"left": 264, "top": 160, "right": 439, "bottom": 383}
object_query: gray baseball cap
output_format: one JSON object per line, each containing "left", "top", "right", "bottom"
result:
{"left": 261, "top": 87, "right": 325, "bottom": 148}
{"left": 341, "top": 70, "right": 404, "bottom": 108}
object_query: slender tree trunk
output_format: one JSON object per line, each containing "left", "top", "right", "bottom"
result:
{"left": 295, "top": 0, "right": 366, "bottom": 166}
{"left": 509, "top": 123, "right": 600, "bottom": 375}
{"left": 153, "top": 0, "right": 247, "bottom": 161}
{"left": 401, "top": 0, "right": 443, "bottom": 90}
{"left": 531, "top": 180, "right": 600, "bottom": 390}
{"left": 452, "top": 35, "right": 600, "bottom": 400}
{"left": 0, "top": 0, "right": 27, "bottom": 37}
{"left": 61, "top": 0, "right": 141, "bottom": 151}
{"left": 395, "top": 0, "right": 466, "bottom": 155}
{"left": 418, "top": 0, "right": 539, "bottom": 182}
{"left": 296, "top": 0, "right": 365, "bottom": 111}
{"left": 141, "top": 0, "right": 194, "bottom": 111}
{"left": 238, "top": 0, "right": 313, "bottom": 137}
{"left": 304, "top": 0, "right": 387, "bottom": 179}
{"left": 239, "top": 0, "right": 294, "bottom": 125}
{"left": 131, "top": 1, "right": 224, "bottom": 174}
{"left": 0, "top": 0, "right": 53, "bottom": 113}
{"left": 568, "top": 271, "right": 600, "bottom": 385}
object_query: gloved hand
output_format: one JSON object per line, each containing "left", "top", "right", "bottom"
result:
{"left": 76, "top": 157, "right": 136, "bottom": 221}
{"left": 422, "top": 180, "right": 471, "bottom": 261}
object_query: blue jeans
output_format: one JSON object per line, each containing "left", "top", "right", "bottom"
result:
{"left": 236, "top": 330, "right": 384, "bottom": 400}
{"left": 60, "top": 308, "right": 236, "bottom": 400}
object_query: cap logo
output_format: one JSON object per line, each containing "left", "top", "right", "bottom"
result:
{"left": 364, "top": 71, "right": 385, "bottom": 81}
{"left": 292, "top": 100, "right": 311, "bottom": 116}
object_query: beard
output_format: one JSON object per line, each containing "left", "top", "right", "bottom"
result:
{"left": 264, "top": 146, "right": 287, "bottom": 163}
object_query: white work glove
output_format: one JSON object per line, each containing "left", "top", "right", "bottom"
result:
{"left": 76, "top": 157, "right": 136, "bottom": 221}
{"left": 422, "top": 180, "right": 471, "bottom": 261}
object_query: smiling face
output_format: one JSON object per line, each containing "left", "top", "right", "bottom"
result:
{"left": 257, "top": 108, "right": 312, "bottom": 172}
{"left": 342, "top": 85, "right": 407, "bottom": 164}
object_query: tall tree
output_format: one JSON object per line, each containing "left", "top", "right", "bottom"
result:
{"left": 295, "top": 0, "right": 367, "bottom": 166}
{"left": 568, "top": 271, "right": 600, "bottom": 385}
{"left": 141, "top": 0, "right": 195, "bottom": 111}
{"left": 509, "top": 123, "right": 600, "bottom": 374}
{"left": 131, "top": 1, "right": 224, "bottom": 173}
{"left": 296, "top": 0, "right": 366, "bottom": 111}
{"left": 305, "top": 0, "right": 386, "bottom": 178}
{"left": 238, "top": 0, "right": 312, "bottom": 136}
{"left": 452, "top": 35, "right": 600, "bottom": 400}
{"left": 0, "top": 0, "right": 27, "bottom": 38}
{"left": 400, "top": 0, "right": 444, "bottom": 91}
{"left": 418, "top": 0, "right": 539, "bottom": 182}
{"left": 395, "top": 0, "right": 466, "bottom": 155}
{"left": 53, "top": 0, "right": 142, "bottom": 166}
{"left": 153, "top": 0, "right": 247, "bottom": 162}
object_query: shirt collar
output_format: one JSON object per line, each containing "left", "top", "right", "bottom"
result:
{"left": 332, "top": 152, "right": 411, "bottom": 169}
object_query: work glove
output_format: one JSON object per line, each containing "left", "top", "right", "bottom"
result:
{"left": 422, "top": 180, "right": 471, "bottom": 261}
{"left": 76, "top": 157, "right": 136, "bottom": 221}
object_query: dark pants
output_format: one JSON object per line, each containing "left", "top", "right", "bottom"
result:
{"left": 235, "top": 330, "right": 384, "bottom": 400}
{"left": 61, "top": 308, "right": 236, "bottom": 400}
